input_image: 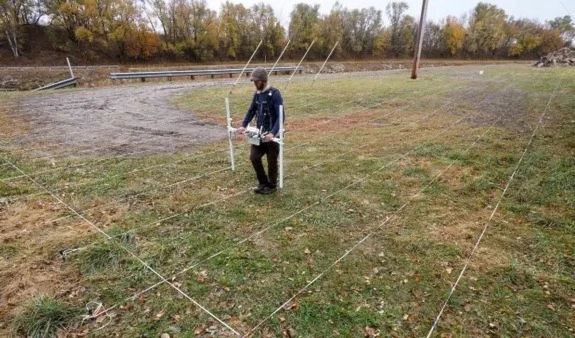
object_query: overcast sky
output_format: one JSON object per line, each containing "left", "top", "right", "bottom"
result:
{"left": 207, "top": 0, "right": 574, "bottom": 27}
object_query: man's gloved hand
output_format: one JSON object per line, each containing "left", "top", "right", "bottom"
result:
{"left": 264, "top": 133, "right": 275, "bottom": 143}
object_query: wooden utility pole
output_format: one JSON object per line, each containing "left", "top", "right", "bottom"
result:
{"left": 411, "top": 0, "right": 429, "bottom": 79}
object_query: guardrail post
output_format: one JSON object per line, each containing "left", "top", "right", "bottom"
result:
{"left": 141, "top": 78, "right": 145, "bottom": 83}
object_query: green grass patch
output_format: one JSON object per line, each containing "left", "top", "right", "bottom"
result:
{"left": 13, "top": 295, "right": 77, "bottom": 338}
{"left": 1, "top": 65, "right": 574, "bottom": 337}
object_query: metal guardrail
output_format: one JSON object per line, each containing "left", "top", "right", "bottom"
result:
{"left": 35, "top": 77, "right": 78, "bottom": 91}
{"left": 110, "top": 66, "right": 304, "bottom": 82}
{"left": 1, "top": 65, "right": 119, "bottom": 71}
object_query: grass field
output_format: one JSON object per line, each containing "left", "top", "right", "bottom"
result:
{"left": 0, "top": 65, "right": 573, "bottom": 337}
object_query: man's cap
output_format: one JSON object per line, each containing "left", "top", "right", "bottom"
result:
{"left": 250, "top": 67, "right": 268, "bottom": 82}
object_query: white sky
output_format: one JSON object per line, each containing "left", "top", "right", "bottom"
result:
{"left": 207, "top": 0, "right": 574, "bottom": 27}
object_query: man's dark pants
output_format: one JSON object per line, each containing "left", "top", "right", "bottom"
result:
{"left": 250, "top": 142, "right": 279, "bottom": 187}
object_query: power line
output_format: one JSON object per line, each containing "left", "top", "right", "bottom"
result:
{"left": 556, "top": 0, "right": 574, "bottom": 17}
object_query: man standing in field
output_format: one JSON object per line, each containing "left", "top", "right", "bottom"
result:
{"left": 236, "top": 67, "right": 284, "bottom": 194}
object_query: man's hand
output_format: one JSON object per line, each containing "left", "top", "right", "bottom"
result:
{"left": 264, "top": 133, "right": 275, "bottom": 142}
{"left": 236, "top": 126, "right": 246, "bottom": 135}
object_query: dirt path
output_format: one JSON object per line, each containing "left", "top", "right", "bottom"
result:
{"left": 15, "top": 81, "right": 230, "bottom": 157}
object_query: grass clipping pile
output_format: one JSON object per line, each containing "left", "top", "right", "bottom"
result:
{"left": 534, "top": 47, "right": 575, "bottom": 67}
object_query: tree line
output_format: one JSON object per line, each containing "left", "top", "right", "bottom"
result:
{"left": 0, "top": 0, "right": 573, "bottom": 62}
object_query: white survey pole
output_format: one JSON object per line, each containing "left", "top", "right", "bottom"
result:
{"left": 268, "top": 39, "right": 291, "bottom": 76}
{"left": 225, "top": 97, "right": 236, "bottom": 171}
{"left": 278, "top": 105, "right": 284, "bottom": 189}
{"left": 66, "top": 57, "right": 74, "bottom": 78}
{"left": 312, "top": 41, "right": 339, "bottom": 86}
{"left": 229, "top": 40, "right": 263, "bottom": 95}
{"left": 285, "top": 39, "right": 316, "bottom": 89}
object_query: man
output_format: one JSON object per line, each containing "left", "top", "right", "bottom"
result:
{"left": 236, "top": 67, "right": 284, "bottom": 194}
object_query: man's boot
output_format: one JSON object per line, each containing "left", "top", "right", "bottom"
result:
{"left": 260, "top": 184, "right": 277, "bottom": 195}
{"left": 254, "top": 183, "right": 268, "bottom": 194}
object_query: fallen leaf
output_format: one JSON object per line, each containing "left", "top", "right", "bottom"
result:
{"left": 78, "top": 328, "right": 90, "bottom": 336}
{"left": 364, "top": 326, "right": 377, "bottom": 337}
{"left": 463, "top": 303, "right": 471, "bottom": 312}
{"left": 283, "top": 301, "right": 299, "bottom": 310}
{"left": 304, "top": 248, "right": 311, "bottom": 255}
{"left": 285, "top": 327, "right": 296, "bottom": 338}
{"left": 402, "top": 314, "right": 409, "bottom": 321}
{"left": 56, "top": 328, "right": 67, "bottom": 338}
{"left": 446, "top": 267, "right": 453, "bottom": 274}
{"left": 196, "top": 270, "right": 208, "bottom": 283}
{"left": 547, "top": 304, "right": 555, "bottom": 311}
{"left": 155, "top": 310, "right": 165, "bottom": 320}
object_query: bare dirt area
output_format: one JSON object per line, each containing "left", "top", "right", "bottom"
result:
{"left": 12, "top": 82, "right": 229, "bottom": 158}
